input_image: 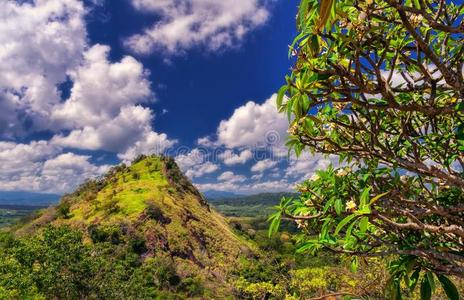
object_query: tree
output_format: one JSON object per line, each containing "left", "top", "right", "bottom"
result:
{"left": 270, "top": 0, "right": 463, "bottom": 298}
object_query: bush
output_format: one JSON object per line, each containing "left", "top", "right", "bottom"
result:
{"left": 56, "top": 201, "right": 71, "bottom": 219}
{"left": 129, "top": 236, "right": 147, "bottom": 255}
{"left": 145, "top": 201, "right": 171, "bottom": 224}
{"left": 180, "top": 277, "right": 204, "bottom": 297}
{"left": 88, "top": 225, "right": 121, "bottom": 245}
{"left": 102, "top": 198, "right": 120, "bottom": 215}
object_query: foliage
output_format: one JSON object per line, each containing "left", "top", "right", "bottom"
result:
{"left": 0, "top": 225, "right": 203, "bottom": 299}
{"left": 56, "top": 200, "right": 71, "bottom": 219}
{"left": 272, "top": 0, "right": 464, "bottom": 298}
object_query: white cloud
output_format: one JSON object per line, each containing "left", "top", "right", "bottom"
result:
{"left": 217, "top": 94, "right": 288, "bottom": 149}
{"left": 125, "top": 0, "right": 269, "bottom": 54}
{"left": 41, "top": 153, "right": 110, "bottom": 192}
{"left": 0, "top": 1, "right": 178, "bottom": 192}
{"left": 197, "top": 136, "right": 218, "bottom": 148}
{"left": 217, "top": 171, "right": 246, "bottom": 183}
{"left": 51, "top": 44, "right": 153, "bottom": 129}
{"left": 118, "top": 131, "right": 176, "bottom": 163}
{"left": 251, "top": 173, "right": 263, "bottom": 181}
{"left": 0, "top": 2, "right": 174, "bottom": 160}
{"left": 285, "top": 154, "right": 339, "bottom": 179}
{"left": 0, "top": 0, "right": 87, "bottom": 136}
{"left": 175, "top": 148, "right": 207, "bottom": 171}
{"left": 186, "top": 162, "right": 219, "bottom": 179}
{"left": 49, "top": 45, "right": 175, "bottom": 159}
{"left": 195, "top": 178, "right": 293, "bottom": 194}
{"left": 251, "top": 159, "right": 278, "bottom": 172}
{"left": 52, "top": 104, "right": 175, "bottom": 159}
{"left": 175, "top": 149, "right": 219, "bottom": 179}
{"left": 219, "top": 149, "right": 253, "bottom": 165}
{"left": 46, "top": 45, "right": 162, "bottom": 154}
{"left": 0, "top": 141, "right": 109, "bottom": 193}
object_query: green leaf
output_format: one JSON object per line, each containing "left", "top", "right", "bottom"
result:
{"left": 296, "top": 241, "right": 315, "bottom": 253}
{"left": 335, "top": 214, "right": 356, "bottom": 235}
{"left": 360, "top": 187, "right": 371, "bottom": 208}
{"left": 386, "top": 277, "right": 402, "bottom": 300}
{"left": 426, "top": 271, "right": 435, "bottom": 292}
{"left": 334, "top": 199, "right": 342, "bottom": 215}
{"left": 420, "top": 277, "right": 432, "bottom": 300}
{"left": 309, "top": 35, "right": 320, "bottom": 57}
{"left": 409, "top": 269, "right": 420, "bottom": 292}
{"left": 456, "top": 102, "right": 464, "bottom": 111}
{"left": 369, "top": 191, "right": 390, "bottom": 206}
{"left": 350, "top": 256, "right": 358, "bottom": 272}
{"left": 268, "top": 211, "right": 281, "bottom": 237}
{"left": 276, "top": 85, "right": 287, "bottom": 108}
{"left": 359, "top": 216, "right": 368, "bottom": 233}
{"left": 437, "top": 274, "right": 459, "bottom": 300}
{"left": 297, "top": 0, "right": 311, "bottom": 28}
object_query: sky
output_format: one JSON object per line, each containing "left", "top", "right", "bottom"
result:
{"left": 0, "top": 0, "right": 335, "bottom": 195}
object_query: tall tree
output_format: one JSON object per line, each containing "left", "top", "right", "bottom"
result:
{"left": 270, "top": 0, "right": 463, "bottom": 298}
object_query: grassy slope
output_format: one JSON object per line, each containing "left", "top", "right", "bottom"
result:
{"left": 15, "top": 156, "right": 256, "bottom": 297}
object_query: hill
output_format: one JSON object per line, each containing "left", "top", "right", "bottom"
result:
{"left": 2, "top": 155, "right": 255, "bottom": 299}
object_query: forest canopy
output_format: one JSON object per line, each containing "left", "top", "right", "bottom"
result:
{"left": 271, "top": 0, "right": 464, "bottom": 298}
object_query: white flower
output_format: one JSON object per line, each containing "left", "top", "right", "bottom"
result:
{"left": 346, "top": 200, "right": 357, "bottom": 211}
{"left": 310, "top": 174, "right": 320, "bottom": 181}
{"left": 336, "top": 169, "right": 348, "bottom": 177}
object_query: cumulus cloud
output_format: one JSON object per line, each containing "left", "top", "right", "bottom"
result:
{"left": 195, "top": 178, "right": 293, "bottom": 194}
{"left": 217, "top": 171, "right": 246, "bottom": 183}
{"left": 191, "top": 94, "right": 338, "bottom": 192}
{"left": 219, "top": 149, "right": 252, "bottom": 165}
{"left": 0, "top": 1, "right": 178, "bottom": 192}
{"left": 51, "top": 44, "right": 153, "bottom": 128}
{"left": 217, "top": 94, "right": 288, "bottom": 149}
{"left": 285, "top": 154, "right": 339, "bottom": 179}
{"left": 186, "top": 162, "right": 219, "bottom": 179}
{"left": 0, "top": 0, "right": 86, "bottom": 136}
{"left": 175, "top": 148, "right": 207, "bottom": 171}
{"left": 175, "top": 149, "right": 219, "bottom": 179}
{"left": 125, "top": 0, "right": 269, "bottom": 54}
{"left": 251, "top": 159, "right": 278, "bottom": 172}
{"left": 0, "top": 141, "right": 109, "bottom": 193}
{"left": 50, "top": 44, "right": 176, "bottom": 159}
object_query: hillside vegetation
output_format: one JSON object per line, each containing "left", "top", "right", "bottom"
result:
{"left": 1, "top": 155, "right": 256, "bottom": 299}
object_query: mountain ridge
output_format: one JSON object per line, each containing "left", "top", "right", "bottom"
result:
{"left": 12, "top": 155, "right": 256, "bottom": 298}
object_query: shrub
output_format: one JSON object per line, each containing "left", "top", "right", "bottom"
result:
{"left": 129, "top": 236, "right": 147, "bottom": 255}
{"left": 56, "top": 201, "right": 71, "bottom": 219}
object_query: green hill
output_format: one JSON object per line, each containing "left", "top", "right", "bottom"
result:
{"left": 2, "top": 155, "right": 256, "bottom": 299}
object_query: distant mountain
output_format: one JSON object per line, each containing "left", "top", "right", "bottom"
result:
{"left": 0, "top": 191, "right": 60, "bottom": 206}
{"left": 207, "top": 192, "right": 297, "bottom": 206}
{"left": 202, "top": 190, "right": 240, "bottom": 199}
{"left": 207, "top": 192, "right": 298, "bottom": 217}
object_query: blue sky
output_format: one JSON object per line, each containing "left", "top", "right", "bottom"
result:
{"left": 0, "top": 0, "right": 333, "bottom": 194}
